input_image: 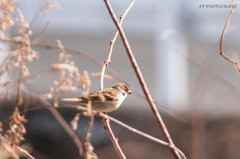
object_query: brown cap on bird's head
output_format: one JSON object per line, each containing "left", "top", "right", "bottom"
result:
{"left": 112, "top": 83, "right": 132, "bottom": 95}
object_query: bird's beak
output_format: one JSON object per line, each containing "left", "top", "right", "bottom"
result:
{"left": 128, "top": 90, "right": 132, "bottom": 94}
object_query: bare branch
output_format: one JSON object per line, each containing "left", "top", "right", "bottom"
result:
{"left": 100, "top": 112, "right": 186, "bottom": 159}
{"left": 30, "top": 93, "right": 84, "bottom": 157}
{"left": 220, "top": 1, "right": 240, "bottom": 71}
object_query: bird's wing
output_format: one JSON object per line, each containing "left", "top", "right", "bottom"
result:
{"left": 87, "top": 88, "right": 116, "bottom": 101}
{"left": 102, "top": 88, "right": 117, "bottom": 101}
{"left": 103, "top": 93, "right": 114, "bottom": 100}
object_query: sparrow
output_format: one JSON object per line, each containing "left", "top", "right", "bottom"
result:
{"left": 59, "top": 83, "right": 132, "bottom": 113}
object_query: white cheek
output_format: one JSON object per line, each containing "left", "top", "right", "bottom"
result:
{"left": 118, "top": 93, "right": 127, "bottom": 103}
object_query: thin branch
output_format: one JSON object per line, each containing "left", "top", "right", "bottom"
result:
{"left": 29, "top": 2, "right": 60, "bottom": 27}
{"left": 30, "top": 93, "right": 84, "bottom": 157}
{"left": 100, "top": 2, "right": 134, "bottom": 156}
{"left": 220, "top": 1, "right": 240, "bottom": 71}
{"left": 15, "top": 46, "right": 26, "bottom": 109}
{"left": 102, "top": 113, "right": 186, "bottom": 159}
{"left": 84, "top": 115, "right": 94, "bottom": 144}
{"left": 100, "top": 111, "right": 186, "bottom": 159}
{"left": 14, "top": 67, "right": 23, "bottom": 109}
{"left": 103, "top": 119, "right": 126, "bottom": 159}
{"left": 100, "top": 0, "right": 135, "bottom": 90}
{"left": 22, "top": 90, "right": 30, "bottom": 116}
{"left": 26, "top": 104, "right": 186, "bottom": 159}
{"left": 32, "top": 20, "right": 52, "bottom": 43}
{"left": 103, "top": 0, "right": 184, "bottom": 158}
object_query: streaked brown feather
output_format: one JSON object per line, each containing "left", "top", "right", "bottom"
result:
{"left": 60, "top": 83, "right": 131, "bottom": 112}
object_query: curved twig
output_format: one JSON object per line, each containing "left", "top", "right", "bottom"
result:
{"left": 100, "top": 0, "right": 135, "bottom": 90}
{"left": 220, "top": 1, "right": 240, "bottom": 71}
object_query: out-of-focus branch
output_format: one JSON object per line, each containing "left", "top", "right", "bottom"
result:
{"left": 32, "top": 20, "right": 52, "bottom": 43}
{"left": 83, "top": 115, "right": 97, "bottom": 159}
{"left": 220, "top": 1, "right": 240, "bottom": 71}
{"left": 100, "top": 0, "right": 135, "bottom": 90}
{"left": 16, "top": 146, "right": 35, "bottom": 159}
{"left": 103, "top": 0, "right": 184, "bottom": 158}
{"left": 29, "top": 2, "right": 60, "bottom": 26}
{"left": 14, "top": 67, "right": 23, "bottom": 109}
{"left": 30, "top": 93, "right": 84, "bottom": 157}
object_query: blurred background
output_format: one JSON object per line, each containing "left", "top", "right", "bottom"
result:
{"left": 2, "top": 0, "right": 240, "bottom": 158}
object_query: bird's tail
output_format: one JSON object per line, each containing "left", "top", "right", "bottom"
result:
{"left": 58, "top": 97, "right": 81, "bottom": 103}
